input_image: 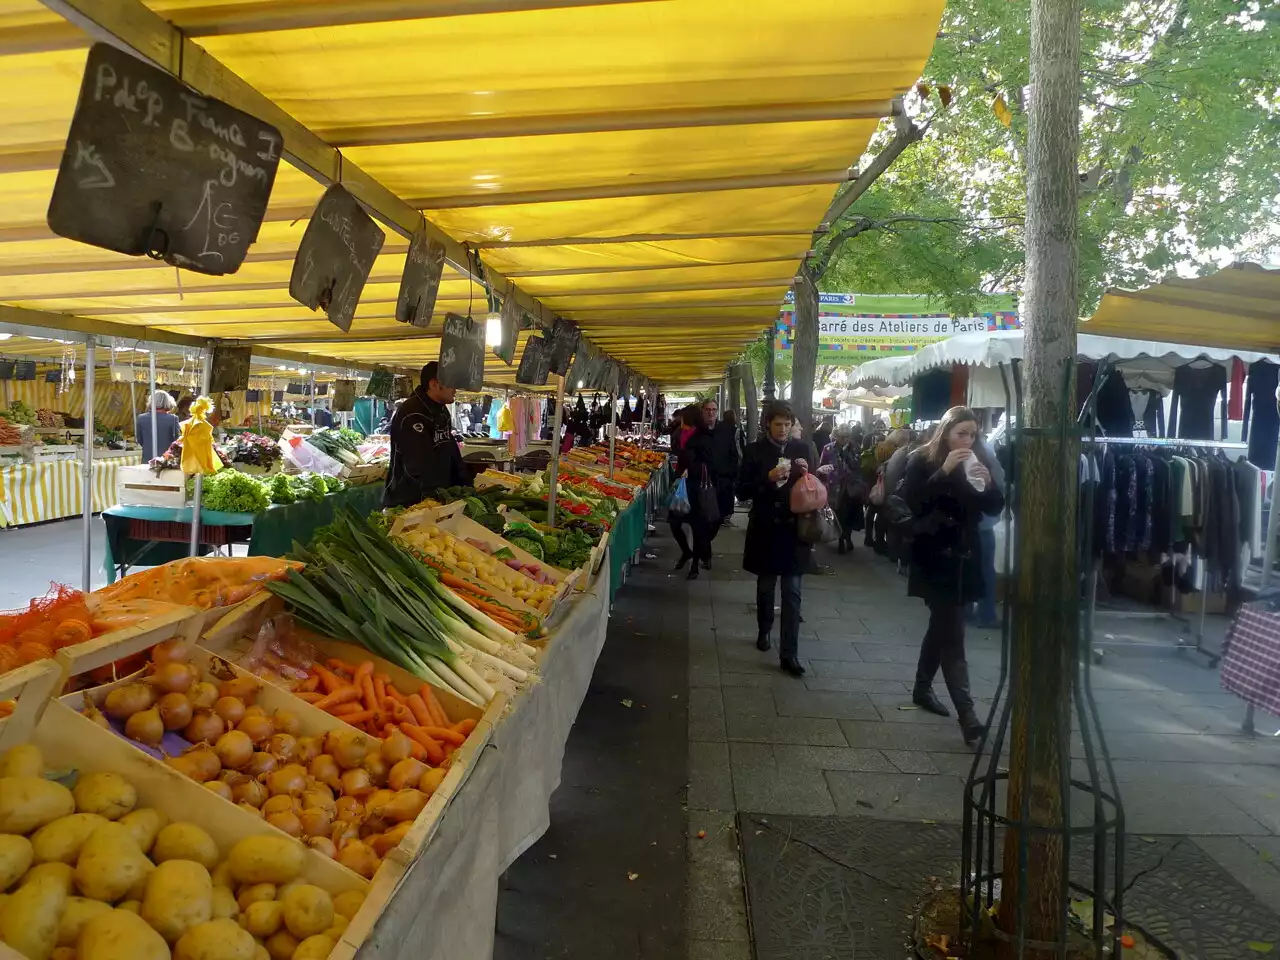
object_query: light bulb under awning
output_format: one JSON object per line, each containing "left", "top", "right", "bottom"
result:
{"left": 485, "top": 312, "right": 503, "bottom": 347}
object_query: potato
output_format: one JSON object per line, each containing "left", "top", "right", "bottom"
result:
{"left": 226, "top": 835, "right": 304, "bottom": 885}
{"left": 253, "top": 947, "right": 269, "bottom": 960}
{"left": 21, "top": 861, "right": 75, "bottom": 894}
{"left": 236, "top": 882, "right": 276, "bottom": 912}
{"left": 74, "top": 822, "right": 152, "bottom": 902}
{"left": 281, "top": 884, "right": 334, "bottom": 939}
{"left": 0, "top": 870, "right": 67, "bottom": 960}
{"left": 332, "top": 888, "right": 365, "bottom": 920}
{"left": 242, "top": 899, "right": 283, "bottom": 938}
{"left": 153, "top": 822, "right": 219, "bottom": 869}
{"left": 72, "top": 772, "right": 137, "bottom": 821}
{"left": 211, "top": 860, "right": 235, "bottom": 890}
{"left": 117, "top": 900, "right": 140, "bottom": 914}
{"left": 118, "top": 808, "right": 167, "bottom": 854}
{"left": 56, "top": 896, "right": 112, "bottom": 947}
{"left": 142, "top": 859, "right": 213, "bottom": 943}
{"left": 174, "top": 917, "right": 257, "bottom": 960}
{"left": 78, "top": 909, "right": 169, "bottom": 960}
{"left": 31, "top": 812, "right": 109, "bottom": 864}
{"left": 0, "top": 744, "right": 44, "bottom": 779}
{"left": 0, "top": 833, "right": 32, "bottom": 890}
{"left": 294, "top": 934, "right": 335, "bottom": 959}
{"left": 51, "top": 949, "right": 75, "bottom": 960}
{"left": 0, "top": 777, "right": 75, "bottom": 834}
{"left": 324, "top": 914, "right": 349, "bottom": 939}
{"left": 263, "top": 929, "right": 299, "bottom": 960}
{"left": 211, "top": 885, "right": 238, "bottom": 921}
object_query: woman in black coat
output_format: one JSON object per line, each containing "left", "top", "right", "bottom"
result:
{"left": 673, "top": 407, "right": 716, "bottom": 580}
{"left": 901, "top": 406, "right": 1004, "bottom": 745}
{"left": 736, "top": 401, "right": 812, "bottom": 677}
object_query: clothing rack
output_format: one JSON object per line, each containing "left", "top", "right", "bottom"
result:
{"left": 1084, "top": 435, "right": 1247, "bottom": 667}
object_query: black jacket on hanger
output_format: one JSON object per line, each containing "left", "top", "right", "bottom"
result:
{"left": 1129, "top": 389, "right": 1164, "bottom": 437}
{"left": 1095, "top": 370, "right": 1134, "bottom": 437}
{"left": 1169, "top": 364, "right": 1227, "bottom": 440}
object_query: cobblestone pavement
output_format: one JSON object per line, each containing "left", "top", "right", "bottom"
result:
{"left": 682, "top": 515, "right": 1280, "bottom": 960}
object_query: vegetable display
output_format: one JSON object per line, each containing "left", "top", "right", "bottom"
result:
{"left": 196, "top": 471, "right": 271, "bottom": 515}
{"left": 0, "top": 741, "right": 364, "bottom": 959}
{"left": 4, "top": 402, "right": 36, "bottom": 427}
{"left": 269, "top": 510, "right": 536, "bottom": 708}
{"left": 396, "top": 526, "right": 557, "bottom": 612}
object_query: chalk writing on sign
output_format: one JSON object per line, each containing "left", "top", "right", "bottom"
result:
{"left": 289, "top": 184, "right": 385, "bottom": 333}
{"left": 47, "top": 44, "right": 281, "bottom": 275}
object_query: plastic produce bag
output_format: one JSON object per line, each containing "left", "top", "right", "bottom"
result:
{"left": 669, "top": 477, "right": 691, "bottom": 517}
{"left": 789, "top": 472, "right": 828, "bottom": 514}
{"left": 280, "top": 431, "right": 342, "bottom": 477}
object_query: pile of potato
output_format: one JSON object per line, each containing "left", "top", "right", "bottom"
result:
{"left": 82, "top": 641, "right": 444, "bottom": 877}
{"left": 0, "top": 744, "right": 363, "bottom": 960}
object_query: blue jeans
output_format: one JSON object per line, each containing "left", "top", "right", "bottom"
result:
{"left": 757, "top": 574, "right": 802, "bottom": 660}
{"left": 973, "top": 527, "right": 998, "bottom": 624}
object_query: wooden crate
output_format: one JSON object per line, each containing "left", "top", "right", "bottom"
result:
{"left": 501, "top": 507, "right": 603, "bottom": 582}
{"left": 54, "top": 603, "right": 211, "bottom": 690}
{"left": 435, "top": 511, "right": 581, "bottom": 605}
{"left": 341, "top": 462, "right": 386, "bottom": 485}
{"left": 116, "top": 463, "right": 188, "bottom": 507}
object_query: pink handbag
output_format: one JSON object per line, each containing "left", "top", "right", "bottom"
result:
{"left": 789, "top": 472, "right": 829, "bottom": 513}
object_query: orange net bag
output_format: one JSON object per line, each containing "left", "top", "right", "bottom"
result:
{"left": 0, "top": 583, "right": 95, "bottom": 673}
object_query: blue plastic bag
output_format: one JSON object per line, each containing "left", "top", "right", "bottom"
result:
{"left": 669, "top": 476, "right": 691, "bottom": 516}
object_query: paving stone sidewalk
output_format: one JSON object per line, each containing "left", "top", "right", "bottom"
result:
{"left": 682, "top": 517, "right": 1280, "bottom": 960}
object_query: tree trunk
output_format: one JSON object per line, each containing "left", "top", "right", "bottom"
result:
{"left": 740, "top": 362, "right": 759, "bottom": 442}
{"left": 996, "top": 0, "right": 1082, "bottom": 956}
{"left": 791, "top": 269, "right": 819, "bottom": 437}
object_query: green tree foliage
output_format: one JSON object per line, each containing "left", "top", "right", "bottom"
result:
{"left": 817, "top": 0, "right": 1279, "bottom": 311}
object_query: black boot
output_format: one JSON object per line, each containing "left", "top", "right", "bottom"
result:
{"left": 756, "top": 632, "right": 772, "bottom": 652}
{"left": 702, "top": 556, "right": 712, "bottom": 571}
{"left": 837, "top": 538, "right": 847, "bottom": 555}
{"left": 941, "top": 660, "right": 982, "bottom": 745}
{"left": 686, "top": 564, "right": 699, "bottom": 581}
{"left": 959, "top": 710, "right": 986, "bottom": 748}
{"left": 780, "top": 657, "right": 805, "bottom": 677}
{"left": 912, "top": 683, "right": 951, "bottom": 717}
{"left": 674, "top": 553, "right": 692, "bottom": 571}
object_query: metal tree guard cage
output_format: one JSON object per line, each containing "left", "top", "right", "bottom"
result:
{"left": 960, "top": 358, "right": 1127, "bottom": 958}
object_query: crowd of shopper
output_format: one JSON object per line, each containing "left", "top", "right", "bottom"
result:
{"left": 666, "top": 399, "right": 1005, "bottom": 746}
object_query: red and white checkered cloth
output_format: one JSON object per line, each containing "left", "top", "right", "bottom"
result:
{"left": 1221, "top": 605, "right": 1280, "bottom": 716}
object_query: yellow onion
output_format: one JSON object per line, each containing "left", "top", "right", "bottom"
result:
{"left": 213, "top": 696, "right": 246, "bottom": 727}
{"left": 245, "top": 751, "right": 278, "bottom": 779}
{"left": 157, "top": 692, "right": 193, "bottom": 731}
{"left": 309, "top": 755, "right": 341, "bottom": 791}
{"left": 266, "top": 763, "right": 308, "bottom": 797}
{"left": 203, "top": 780, "right": 234, "bottom": 802}
{"left": 325, "top": 730, "right": 369, "bottom": 770}
{"left": 214, "top": 730, "right": 255, "bottom": 770}
{"left": 184, "top": 710, "right": 225, "bottom": 744}
{"left": 272, "top": 709, "right": 301, "bottom": 737}
{"left": 266, "top": 810, "right": 303, "bottom": 837}
{"left": 232, "top": 778, "right": 268, "bottom": 808}
{"left": 336, "top": 840, "right": 379, "bottom": 879}
{"left": 307, "top": 836, "right": 337, "bottom": 859}
{"left": 125, "top": 706, "right": 164, "bottom": 747}
{"left": 294, "top": 737, "right": 323, "bottom": 766}
{"left": 104, "top": 682, "right": 156, "bottom": 720}
{"left": 238, "top": 713, "right": 275, "bottom": 745}
{"left": 151, "top": 661, "right": 195, "bottom": 695}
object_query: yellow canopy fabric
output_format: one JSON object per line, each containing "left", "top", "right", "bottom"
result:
{"left": 1081, "top": 264, "right": 1280, "bottom": 354}
{"left": 0, "top": 0, "right": 945, "bottom": 385}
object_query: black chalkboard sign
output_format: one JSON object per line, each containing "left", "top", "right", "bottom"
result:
{"left": 245, "top": 389, "right": 260, "bottom": 403}
{"left": 47, "top": 44, "right": 282, "bottom": 276}
{"left": 438, "top": 313, "right": 485, "bottom": 391}
{"left": 516, "top": 335, "right": 550, "bottom": 386}
{"left": 0, "top": 361, "right": 13, "bottom": 380}
{"left": 546, "top": 318, "right": 578, "bottom": 376}
{"left": 365, "top": 366, "right": 393, "bottom": 400}
{"left": 396, "top": 225, "right": 446, "bottom": 329}
{"left": 492, "top": 293, "right": 521, "bottom": 366}
{"left": 16, "top": 362, "right": 34, "bottom": 382}
{"left": 567, "top": 338, "right": 592, "bottom": 388}
{"left": 331, "top": 380, "right": 356, "bottom": 412}
{"left": 273, "top": 390, "right": 284, "bottom": 403}
{"left": 209, "top": 345, "right": 251, "bottom": 393}
{"left": 290, "top": 184, "right": 385, "bottom": 332}
{"left": 45, "top": 370, "right": 62, "bottom": 385}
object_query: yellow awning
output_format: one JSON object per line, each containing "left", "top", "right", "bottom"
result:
{"left": 1080, "top": 264, "right": 1280, "bottom": 354}
{"left": 0, "top": 0, "right": 945, "bottom": 385}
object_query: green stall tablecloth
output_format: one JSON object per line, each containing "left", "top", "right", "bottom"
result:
{"left": 608, "top": 488, "right": 650, "bottom": 602}
{"left": 102, "top": 483, "right": 385, "bottom": 581}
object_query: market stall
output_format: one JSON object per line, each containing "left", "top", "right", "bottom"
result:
{"left": 0, "top": 453, "right": 140, "bottom": 528}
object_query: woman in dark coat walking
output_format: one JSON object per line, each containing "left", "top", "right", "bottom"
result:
{"left": 901, "top": 406, "right": 1003, "bottom": 745}
{"left": 673, "top": 406, "right": 716, "bottom": 580}
{"left": 737, "top": 401, "right": 812, "bottom": 677}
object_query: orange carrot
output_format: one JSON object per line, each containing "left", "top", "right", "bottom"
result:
{"left": 400, "top": 724, "right": 445, "bottom": 765}
{"left": 419, "top": 685, "right": 449, "bottom": 726}
{"left": 360, "top": 675, "right": 378, "bottom": 713}
{"left": 406, "top": 694, "right": 433, "bottom": 727}
{"left": 384, "top": 698, "right": 411, "bottom": 723}
{"left": 313, "top": 665, "right": 345, "bottom": 695}
{"left": 326, "top": 657, "right": 361, "bottom": 677}
{"left": 452, "top": 718, "right": 477, "bottom": 736}
{"left": 417, "top": 725, "right": 465, "bottom": 746}
{"left": 331, "top": 703, "right": 363, "bottom": 717}
{"left": 373, "top": 675, "right": 387, "bottom": 705}
{"left": 384, "top": 685, "right": 408, "bottom": 704}
{"left": 294, "top": 691, "right": 324, "bottom": 703}
{"left": 354, "top": 661, "right": 374, "bottom": 683}
{"left": 300, "top": 675, "right": 320, "bottom": 693}
{"left": 340, "top": 710, "right": 374, "bottom": 726}
{"left": 312, "top": 686, "right": 362, "bottom": 711}
{"left": 382, "top": 724, "right": 398, "bottom": 738}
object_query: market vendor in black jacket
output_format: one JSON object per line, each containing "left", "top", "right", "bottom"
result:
{"left": 384, "top": 361, "right": 470, "bottom": 509}
{"left": 736, "top": 400, "right": 813, "bottom": 677}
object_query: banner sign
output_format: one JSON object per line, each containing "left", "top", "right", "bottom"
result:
{"left": 775, "top": 292, "right": 1020, "bottom": 367}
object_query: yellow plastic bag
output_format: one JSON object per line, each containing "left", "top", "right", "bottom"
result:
{"left": 496, "top": 403, "right": 514, "bottom": 433}
{"left": 179, "top": 396, "right": 222, "bottom": 475}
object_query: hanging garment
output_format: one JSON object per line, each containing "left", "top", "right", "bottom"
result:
{"left": 1128, "top": 389, "right": 1164, "bottom": 438}
{"left": 1169, "top": 364, "right": 1228, "bottom": 440}
{"left": 912, "top": 369, "right": 953, "bottom": 421}
{"left": 496, "top": 402, "right": 514, "bottom": 433}
{"left": 1095, "top": 448, "right": 1118, "bottom": 556}
{"left": 1229, "top": 358, "right": 1246, "bottom": 420}
{"left": 1242, "top": 359, "right": 1280, "bottom": 470}
{"left": 1149, "top": 456, "right": 1172, "bottom": 555}
{"left": 1095, "top": 369, "right": 1134, "bottom": 437}
{"left": 949, "top": 364, "right": 969, "bottom": 407}
{"left": 1113, "top": 454, "right": 1140, "bottom": 552}
{"left": 1234, "top": 457, "right": 1263, "bottom": 564}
